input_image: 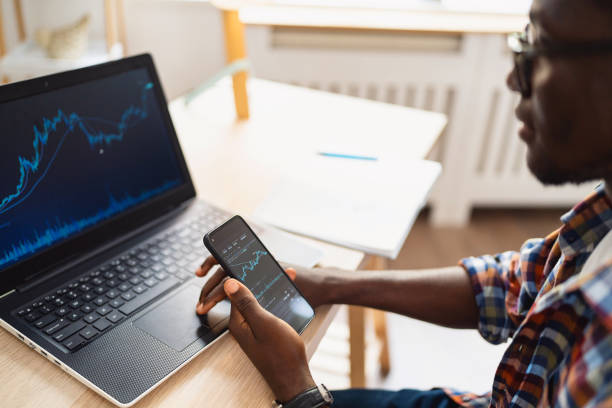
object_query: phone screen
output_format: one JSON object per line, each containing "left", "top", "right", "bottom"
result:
{"left": 204, "top": 216, "right": 314, "bottom": 334}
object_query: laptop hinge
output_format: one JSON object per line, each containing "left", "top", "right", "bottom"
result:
{"left": 16, "top": 200, "right": 194, "bottom": 293}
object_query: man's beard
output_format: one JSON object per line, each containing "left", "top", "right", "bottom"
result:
{"left": 527, "top": 150, "right": 612, "bottom": 186}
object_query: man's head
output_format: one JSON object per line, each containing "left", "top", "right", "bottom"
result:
{"left": 508, "top": 0, "right": 612, "bottom": 185}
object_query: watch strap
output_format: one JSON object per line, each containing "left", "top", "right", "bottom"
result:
{"left": 274, "top": 384, "right": 333, "bottom": 408}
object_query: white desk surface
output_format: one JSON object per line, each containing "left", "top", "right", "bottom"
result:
{"left": 170, "top": 78, "right": 446, "bottom": 216}
{"left": 206, "top": 0, "right": 527, "bottom": 34}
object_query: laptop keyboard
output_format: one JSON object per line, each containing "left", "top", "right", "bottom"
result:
{"left": 13, "top": 206, "right": 229, "bottom": 352}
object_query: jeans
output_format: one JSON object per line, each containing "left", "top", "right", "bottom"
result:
{"left": 331, "top": 388, "right": 460, "bottom": 408}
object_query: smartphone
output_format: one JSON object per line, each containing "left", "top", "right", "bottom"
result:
{"left": 203, "top": 216, "right": 315, "bottom": 334}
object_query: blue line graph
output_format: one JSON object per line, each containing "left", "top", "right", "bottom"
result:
{"left": 255, "top": 274, "right": 282, "bottom": 300}
{"left": 0, "top": 179, "right": 180, "bottom": 268}
{"left": 232, "top": 250, "right": 268, "bottom": 281}
{"left": 0, "top": 82, "right": 154, "bottom": 216}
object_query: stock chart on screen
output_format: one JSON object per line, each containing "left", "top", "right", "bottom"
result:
{"left": 217, "top": 224, "right": 313, "bottom": 331}
{"left": 0, "top": 68, "right": 184, "bottom": 270}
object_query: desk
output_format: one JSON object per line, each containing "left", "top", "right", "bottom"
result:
{"left": 0, "top": 78, "right": 441, "bottom": 406}
{"left": 172, "top": 78, "right": 444, "bottom": 387}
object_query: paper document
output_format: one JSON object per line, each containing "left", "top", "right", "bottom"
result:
{"left": 253, "top": 158, "right": 441, "bottom": 259}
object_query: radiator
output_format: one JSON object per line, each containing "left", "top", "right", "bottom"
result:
{"left": 246, "top": 26, "right": 595, "bottom": 226}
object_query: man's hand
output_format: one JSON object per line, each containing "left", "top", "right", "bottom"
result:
{"left": 195, "top": 256, "right": 333, "bottom": 315}
{"left": 223, "top": 278, "right": 316, "bottom": 402}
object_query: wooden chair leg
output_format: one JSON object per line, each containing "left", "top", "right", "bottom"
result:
{"left": 372, "top": 309, "right": 391, "bottom": 377}
{"left": 348, "top": 305, "right": 366, "bottom": 388}
{"left": 104, "top": 0, "right": 120, "bottom": 54}
{"left": 369, "top": 255, "right": 391, "bottom": 377}
{"left": 222, "top": 9, "right": 249, "bottom": 120}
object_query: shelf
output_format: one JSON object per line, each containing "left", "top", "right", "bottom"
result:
{"left": 0, "top": 39, "right": 123, "bottom": 81}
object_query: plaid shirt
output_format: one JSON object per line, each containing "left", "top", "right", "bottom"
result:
{"left": 446, "top": 184, "right": 612, "bottom": 407}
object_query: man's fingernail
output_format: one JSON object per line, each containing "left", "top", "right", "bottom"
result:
{"left": 226, "top": 279, "right": 239, "bottom": 295}
{"left": 196, "top": 303, "right": 205, "bottom": 314}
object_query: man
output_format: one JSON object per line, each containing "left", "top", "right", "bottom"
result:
{"left": 195, "top": 0, "right": 612, "bottom": 406}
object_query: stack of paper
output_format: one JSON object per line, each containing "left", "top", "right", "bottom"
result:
{"left": 253, "top": 157, "right": 441, "bottom": 259}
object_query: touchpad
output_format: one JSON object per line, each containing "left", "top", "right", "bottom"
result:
{"left": 134, "top": 284, "right": 230, "bottom": 352}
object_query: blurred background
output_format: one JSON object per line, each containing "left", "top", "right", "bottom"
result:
{"left": 0, "top": 0, "right": 598, "bottom": 396}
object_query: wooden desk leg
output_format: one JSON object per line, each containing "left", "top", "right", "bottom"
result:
{"left": 348, "top": 305, "right": 366, "bottom": 388}
{"left": 222, "top": 10, "right": 249, "bottom": 120}
{"left": 370, "top": 255, "right": 391, "bottom": 378}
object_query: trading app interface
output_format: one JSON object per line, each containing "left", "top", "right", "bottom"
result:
{"left": 211, "top": 218, "right": 314, "bottom": 333}
{"left": 0, "top": 68, "right": 185, "bottom": 271}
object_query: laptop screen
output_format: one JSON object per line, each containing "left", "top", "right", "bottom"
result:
{"left": 0, "top": 67, "right": 186, "bottom": 272}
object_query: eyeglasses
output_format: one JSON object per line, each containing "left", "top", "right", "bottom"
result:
{"left": 507, "top": 24, "right": 612, "bottom": 97}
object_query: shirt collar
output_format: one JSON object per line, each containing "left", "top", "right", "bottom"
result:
{"left": 558, "top": 182, "right": 612, "bottom": 258}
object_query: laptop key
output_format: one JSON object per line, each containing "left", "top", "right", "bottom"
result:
{"left": 93, "top": 318, "right": 112, "bottom": 332}
{"left": 106, "top": 289, "right": 120, "bottom": 299}
{"left": 56, "top": 306, "right": 70, "bottom": 317}
{"left": 119, "top": 278, "right": 178, "bottom": 316}
{"left": 106, "top": 310, "right": 124, "bottom": 323}
{"left": 133, "top": 285, "right": 147, "bottom": 294}
{"left": 93, "top": 296, "right": 108, "bottom": 306}
{"left": 118, "top": 282, "right": 131, "bottom": 292}
{"left": 24, "top": 312, "right": 41, "bottom": 322}
{"left": 40, "top": 304, "right": 55, "bottom": 314}
{"left": 83, "top": 313, "right": 100, "bottom": 323}
{"left": 33, "top": 314, "right": 57, "bottom": 329}
{"left": 53, "top": 321, "right": 86, "bottom": 342}
{"left": 106, "top": 279, "right": 119, "bottom": 288}
{"left": 109, "top": 298, "right": 124, "bottom": 308}
{"left": 63, "top": 333, "right": 85, "bottom": 351}
{"left": 44, "top": 318, "right": 70, "bottom": 335}
{"left": 176, "top": 273, "right": 190, "bottom": 281}
{"left": 69, "top": 300, "right": 82, "bottom": 309}
{"left": 121, "top": 291, "right": 136, "bottom": 301}
{"left": 67, "top": 311, "right": 82, "bottom": 321}
{"left": 82, "top": 293, "right": 95, "bottom": 302}
{"left": 81, "top": 304, "right": 94, "bottom": 314}
{"left": 97, "top": 305, "right": 112, "bottom": 316}
{"left": 154, "top": 272, "right": 168, "bottom": 281}
{"left": 79, "top": 326, "right": 98, "bottom": 340}
{"left": 93, "top": 286, "right": 106, "bottom": 295}
{"left": 144, "top": 278, "right": 158, "bottom": 288}
{"left": 128, "top": 276, "right": 142, "bottom": 285}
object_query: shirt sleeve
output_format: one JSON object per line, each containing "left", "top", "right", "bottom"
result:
{"left": 460, "top": 251, "right": 520, "bottom": 344}
{"left": 460, "top": 234, "right": 558, "bottom": 345}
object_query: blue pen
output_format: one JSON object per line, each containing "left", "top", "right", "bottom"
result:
{"left": 318, "top": 152, "right": 378, "bottom": 161}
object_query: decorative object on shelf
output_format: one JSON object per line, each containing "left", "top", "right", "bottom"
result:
{"left": 35, "top": 14, "right": 91, "bottom": 59}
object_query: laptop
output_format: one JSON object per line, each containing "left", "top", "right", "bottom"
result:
{"left": 0, "top": 54, "right": 323, "bottom": 406}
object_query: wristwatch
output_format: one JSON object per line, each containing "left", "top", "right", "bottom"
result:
{"left": 273, "top": 384, "right": 334, "bottom": 408}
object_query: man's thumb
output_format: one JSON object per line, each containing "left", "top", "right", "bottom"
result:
{"left": 224, "top": 279, "right": 265, "bottom": 326}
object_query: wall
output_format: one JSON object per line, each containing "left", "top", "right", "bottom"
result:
{"left": 1, "top": 0, "right": 227, "bottom": 99}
